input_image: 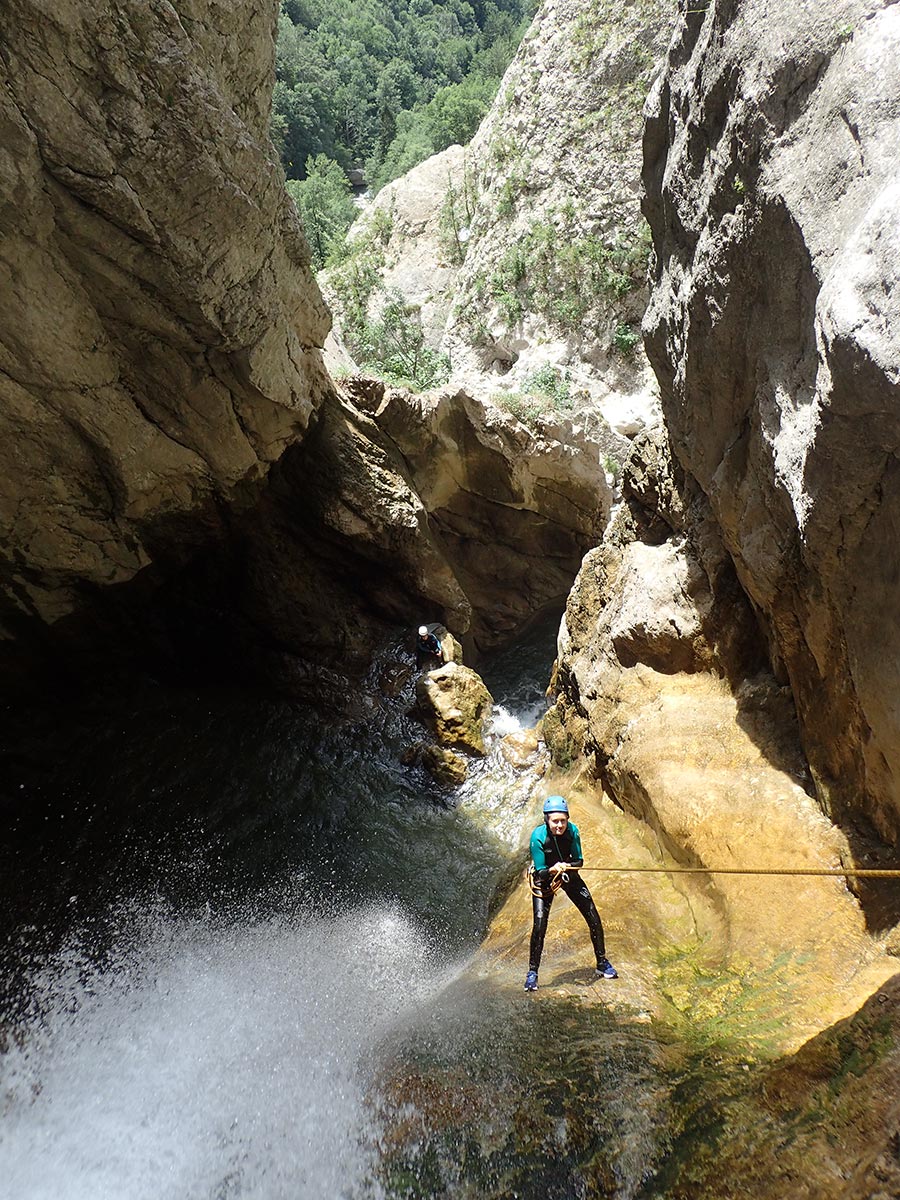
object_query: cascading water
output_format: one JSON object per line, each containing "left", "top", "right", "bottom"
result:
{"left": 2, "top": 894, "right": 449, "bottom": 1200}
{"left": 0, "top": 618, "right": 567, "bottom": 1199}
{"left": 4, "top": 613, "right": 777, "bottom": 1199}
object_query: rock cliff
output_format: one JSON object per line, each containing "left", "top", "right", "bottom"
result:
{"left": 325, "top": 0, "right": 675, "bottom": 439}
{"left": 0, "top": 0, "right": 611, "bottom": 699}
{"left": 643, "top": 0, "right": 900, "bottom": 843}
{"left": 442, "top": 0, "right": 671, "bottom": 427}
{"left": 546, "top": 429, "right": 898, "bottom": 975}
{"left": 0, "top": 0, "right": 331, "bottom": 675}
{"left": 322, "top": 144, "right": 469, "bottom": 362}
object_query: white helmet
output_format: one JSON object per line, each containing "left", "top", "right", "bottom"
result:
{"left": 418, "top": 625, "right": 428, "bottom": 636}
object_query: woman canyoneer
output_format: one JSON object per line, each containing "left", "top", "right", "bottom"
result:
{"left": 525, "top": 795, "right": 617, "bottom": 991}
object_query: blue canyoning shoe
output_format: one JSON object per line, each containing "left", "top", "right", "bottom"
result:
{"left": 524, "top": 970, "right": 538, "bottom": 991}
{"left": 596, "top": 958, "right": 618, "bottom": 980}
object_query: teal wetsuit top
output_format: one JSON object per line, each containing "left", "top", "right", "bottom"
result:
{"left": 530, "top": 821, "right": 585, "bottom": 883}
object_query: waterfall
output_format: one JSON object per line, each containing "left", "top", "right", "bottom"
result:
{"left": 0, "top": 618, "right": 560, "bottom": 1199}
{"left": 2, "top": 891, "right": 456, "bottom": 1200}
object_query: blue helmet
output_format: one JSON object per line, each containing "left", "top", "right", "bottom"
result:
{"left": 542, "top": 796, "right": 569, "bottom": 816}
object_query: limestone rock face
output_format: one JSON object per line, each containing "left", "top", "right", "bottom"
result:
{"left": 325, "top": 0, "right": 674, "bottom": 437}
{"left": 643, "top": 0, "right": 900, "bottom": 842}
{"left": 368, "top": 384, "right": 612, "bottom": 651}
{"left": 549, "top": 433, "right": 896, "bottom": 990}
{"left": 416, "top": 662, "right": 493, "bottom": 756}
{"left": 0, "top": 0, "right": 331, "bottom": 669}
{"left": 226, "top": 389, "right": 474, "bottom": 693}
{"left": 323, "top": 145, "right": 468, "bottom": 358}
{"left": 438, "top": 0, "right": 673, "bottom": 429}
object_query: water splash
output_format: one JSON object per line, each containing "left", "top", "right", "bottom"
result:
{"left": 0, "top": 615, "right": 566, "bottom": 1198}
{"left": 1, "top": 892, "right": 453, "bottom": 1200}
{"left": 489, "top": 704, "right": 524, "bottom": 737}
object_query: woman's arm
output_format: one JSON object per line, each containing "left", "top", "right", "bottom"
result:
{"left": 567, "top": 823, "right": 585, "bottom": 868}
{"left": 530, "top": 826, "right": 552, "bottom": 880}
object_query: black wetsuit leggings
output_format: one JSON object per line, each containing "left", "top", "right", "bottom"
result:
{"left": 529, "top": 874, "right": 606, "bottom": 973}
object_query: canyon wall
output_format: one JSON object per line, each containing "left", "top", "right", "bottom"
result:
{"left": 441, "top": 0, "right": 671, "bottom": 420}
{"left": 0, "top": 0, "right": 330, "bottom": 673}
{"left": 326, "top": 0, "right": 675, "bottom": 440}
{"left": 642, "top": 0, "right": 900, "bottom": 843}
{"left": 0, "top": 0, "right": 609, "bottom": 698}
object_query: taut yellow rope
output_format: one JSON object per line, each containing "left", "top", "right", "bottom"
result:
{"left": 575, "top": 866, "right": 900, "bottom": 878}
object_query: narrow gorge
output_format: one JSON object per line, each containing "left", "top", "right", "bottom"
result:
{"left": 2, "top": 1, "right": 900, "bottom": 1198}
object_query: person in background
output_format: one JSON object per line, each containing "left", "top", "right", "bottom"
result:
{"left": 415, "top": 624, "right": 443, "bottom": 671}
{"left": 524, "top": 795, "right": 617, "bottom": 991}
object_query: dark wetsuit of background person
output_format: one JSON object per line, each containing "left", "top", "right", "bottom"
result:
{"left": 525, "top": 798, "right": 615, "bottom": 989}
{"left": 415, "top": 627, "right": 442, "bottom": 670}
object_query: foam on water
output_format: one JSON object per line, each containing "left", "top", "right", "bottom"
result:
{"left": 487, "top": 692, "right": 549, "bottom": 738}
{"left": 488, "top": 705, "right": 523, "bottom": 737}
{"left": 1, "top": 892, "right": 451, "bottom": 1200}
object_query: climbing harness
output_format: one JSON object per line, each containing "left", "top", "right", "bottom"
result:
{"left": 528, "top": 825, "right": 577, "bottom": 895}
{"left": 527, "top": 864, "right": 566, "bottom": 895}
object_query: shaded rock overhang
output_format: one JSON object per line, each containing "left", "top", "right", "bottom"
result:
{"left": 0, "top": 0, "right": 330, "bottom": 683}
{"left": 0, "top": 0, "right": 611, "bottom": 705}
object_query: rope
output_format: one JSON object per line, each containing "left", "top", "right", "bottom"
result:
{"left": 524, "top": 864, "right": 900, "bottom": 898}
{"left": 527, "top": 864, "right": 565, "bottom": 895}
{"left": 575, "top": 866, "right": 900, "bottom": 878}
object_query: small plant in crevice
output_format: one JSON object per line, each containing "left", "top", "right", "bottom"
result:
{"left": 613, "top": 321, "right": 641, "bottom": 357}
{"left": 496, "top": 391, "right": 543, "bottom": 425}
{"left": 368, "top": 202, "right": 395, "bottom": 246}
{"left": 438, "top": 156, "right": 477, "bottom": 266}
{"left": 494, "top": 365, "right": 575, "bottom": 427}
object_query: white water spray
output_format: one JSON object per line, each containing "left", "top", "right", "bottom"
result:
{"left": 1, "top": 895, "right": 451, "bottom": 1200}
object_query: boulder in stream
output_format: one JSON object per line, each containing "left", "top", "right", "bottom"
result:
{"left": 415, "top": 662, "right": 493, "bottom": 757}
{"left": 420, "top": 743, "right": 470, "bottom": 786}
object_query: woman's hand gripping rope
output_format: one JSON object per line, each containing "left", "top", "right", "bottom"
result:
{"left": 527, "top": 861, "right": 580, "bottom": 895}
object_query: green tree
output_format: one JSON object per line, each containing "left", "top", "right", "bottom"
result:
{"left": 368, "top": 109, "right": 435, "bottom": 191}
{"left": 286, "top": 154, "right": 358, "bottom": 270}
{"left": 426, "top": 75, "right": 495, "bottom": 149}
{"left": 271, "top": 0, "right": 537, "bottom": 187}
{"left": 360, "top": 291, "right": 450, "bottom": 389}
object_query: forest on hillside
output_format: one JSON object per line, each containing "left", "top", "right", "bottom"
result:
{"left": 270, "top": 0, "right": 535, "bottom": 191}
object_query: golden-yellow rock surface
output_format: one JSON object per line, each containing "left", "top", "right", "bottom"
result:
{"left": 416, "top": 662, "right": 494, "bottom": 756}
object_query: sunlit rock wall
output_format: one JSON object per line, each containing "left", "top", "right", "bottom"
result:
{"left": 643, "top": 0, "right": 900, "bottom": 841}
{"left": 546, "top": 429, "right": 896, "bottom": 1010}
{"left": 440, "top": 0, "right": 674, "bottom": 429}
